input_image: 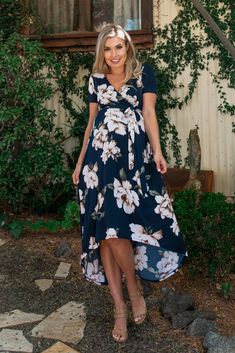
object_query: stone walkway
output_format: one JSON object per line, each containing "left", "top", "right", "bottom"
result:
{"left": 0, "top": 235, "right": 234, "bottom": 353}
{"left": 0, "top": 254, "right": 85, "bottom": 353}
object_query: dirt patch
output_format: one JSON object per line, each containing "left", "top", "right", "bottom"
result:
{"left": 0, "top": 228, "right": 234, "bottom": 353}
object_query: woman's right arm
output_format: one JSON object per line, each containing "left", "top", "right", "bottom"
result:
{"left": 72, "top": 102, "right": 98, "bottom": 185}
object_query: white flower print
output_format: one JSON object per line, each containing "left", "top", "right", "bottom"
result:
{"left": 97, "top": 84, "right": 118, "bottom": 104}
{"left": 113, "top": 178, "right": 139, "bottom": 214}
{"left": 104, "top": 109, "right": 127, "bottom": 135}
{"left": 86, "top": 259, "right": 106, "bottom": 283}
{"left": 92, "top": 125, "right": 109, "bottom": 150}
{"left": 143, "top": 142, "right": 152, "bottom": 163}
{"left": 88, "top": 237, "right": 99, "bottom": 250}
{"left": 130, "top": 223, "right": 163, "bottom": 247}
{"left": 94, "top": 192, "right": 104, "bottom": 213}
{"left": 88, "top": 76, "right": 96, "bottom": 95}
{"left": 128, "top": 138, "right": 135, "bottom": 170}
{"left": 105, "top": 228, "right": 118, "bottom": 239}
{"left": 78, "top": 189, "right": 85, "bottom": 214}
{"left": 83, "top": 163, "right": 99, "bottom": 189}
{"left": 156, "top": 251, "right": 179, "bottom": 279}
{"left": 133, "top": 170, "right": 142, "bottom": 194}
{"left": 101, "top": 140, "right": 120, "bottom": 164}
{"left": 120, "top": 86, "right": 139, "bottom": 107}
{"left": 170, "top": 214, "right": 180, "bottom": 236}
{"left": 134, "top": 246, "right": 148, "bottom": 271}
{"left": 136, "top": 74, "right": 143, "bottom": 88}
{"left": 154, "top": 192, "right": 174, "bottom": 219}
{"left": 125, "top": 108, "right": 140, "bottom": 143}
{"left": 136, "top": 110, "right": 145, "bottom": 132}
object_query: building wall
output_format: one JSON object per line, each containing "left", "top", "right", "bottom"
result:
{"left": 48, "top": 1, "right": 235, "bottom": 196}
{"left": 153, "top": 0, "right": 235, "bottom": 196}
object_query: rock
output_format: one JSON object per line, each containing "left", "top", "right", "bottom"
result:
{"left": 41, "top": 341, "right": 81, "bottom": 353}
{"left": 195, "top": 310, "right": 216, "bottom": 321}
{"left": 171, "top": 310, "right": 216, "bottom": 329}
{"left": 204, "top": 331, "right": 235, "bottom": 353}
{"left": 35, "top": 279, "right": 53, "bottom": 292}
{"left": 54, "top": 241, "right": 73, "bottom": 258}
{"left": 187, "top": 318, "right": 218, "bottom": 337}
{"left": 0, "top": 329, "right": 33, "bottom": 352}
{"left": 31, "top": 301, "right": 86, "bottom": 345}
{"left": 159, "top": 286, "right": 195, "bottom": 318}
{"left": 54, "top": 262, "right": 71, "bottom": 279}
{"left": 171, "top": 310, "right": 196, "bottom": 328}
{"left": 0, "top": 309, "right": 44, "bottom": 329}
{"left": 0, "top": 238, "right": 8, "bottom": 247}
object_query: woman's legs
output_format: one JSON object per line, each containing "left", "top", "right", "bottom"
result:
{"left": 100, "top": 240, "right": 125, "bottom": 307}
{"left": 100, "top": 240, "right": 127, "bottom": 342}
{"left": 105, "top": 239, "right": 146, "bottom": 323}
{"left": 100, "top": 238, "right": 146, "bottom": 338}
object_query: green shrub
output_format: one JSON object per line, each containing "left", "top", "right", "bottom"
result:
{"left": 0, "top": 0, "right": 22, "bottom": 40}
{"left": 0, "top": 33, "right": 73, "bottom": 211}
{"left": 0, "top": 201, "right": 80, "bottom": 239}
{"left": 174, "top": 189, "right": 235, "bottom": 280}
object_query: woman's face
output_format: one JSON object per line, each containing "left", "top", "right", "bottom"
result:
{"left": 104, "top": 35, "right": 128, "bottom": 72}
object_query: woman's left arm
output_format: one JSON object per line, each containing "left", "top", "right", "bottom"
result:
{"left": 142, "top": 92, "right": 167, "bottom": 174}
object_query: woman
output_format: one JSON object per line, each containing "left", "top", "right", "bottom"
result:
{"left": 72, "top": 24, "right": 187, "bottom": 343}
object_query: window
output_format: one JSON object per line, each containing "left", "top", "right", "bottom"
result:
{"left": 30, "top": 0, "right": 153, "bottom": 51}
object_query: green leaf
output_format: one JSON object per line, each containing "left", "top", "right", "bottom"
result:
{"left": 8, "top": 221, "right": 24, "bottom": 239}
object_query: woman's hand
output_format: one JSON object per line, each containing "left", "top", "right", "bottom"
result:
{"left": 153, "top": 153, "right": 167, "bottom": 174}
{"left": 72, "top": 164, "right": 82, "bottom": 185}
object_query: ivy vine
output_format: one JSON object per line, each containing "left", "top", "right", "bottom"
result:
{"left": 150, "top": 0, "right": 235, "bottom": 129}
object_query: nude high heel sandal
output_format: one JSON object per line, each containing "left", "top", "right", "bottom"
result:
{"left": 129, "top": 290, "right": 147, "bottom": 325}
{"left": 112, "top": 306, "right": 128, "bottom": 343}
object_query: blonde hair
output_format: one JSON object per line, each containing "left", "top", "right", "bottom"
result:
{"left": 92, "top": 24, "right": 142, "bottom": 83}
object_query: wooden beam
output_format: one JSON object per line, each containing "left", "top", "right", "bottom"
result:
{"left": 40, "top": 30, "right": 153, "bottom": 52}
{"left": 192, "top": 0, "right": 235, "bottom": 60}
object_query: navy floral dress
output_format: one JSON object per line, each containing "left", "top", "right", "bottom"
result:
{"left": 78, "top": 64, "right": 187, "bottom": 285}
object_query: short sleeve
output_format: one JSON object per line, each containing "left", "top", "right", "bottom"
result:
{"left": 88, "top": 75, "right": 97, "bottom": 103}
{"left": 142, "top": 64, "right": 158, "bottom": 95}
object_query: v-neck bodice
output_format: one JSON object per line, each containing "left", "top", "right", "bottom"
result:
{"left": 104, "top": 75, "right": 126, "bottom": 94}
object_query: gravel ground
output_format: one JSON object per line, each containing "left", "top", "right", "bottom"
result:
{"left": 0, "top": 231, "right": 233, "bottom": 353}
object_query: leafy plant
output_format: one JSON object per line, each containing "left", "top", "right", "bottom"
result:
{"left": 0, "top": 201, "right": 80, "bottom": 238}
{"left": 150, "top": 0, "right": 235, "bottom": 134}
{"left": 0, "top": 0, "right": 22, "bottom": 40}
{"left": 58, "top": 200, "right": 80, "bottom": 230}
{"left": 55, "top": 51, "right": 94, "bottom": 167}
{"left": 173, "top": 188, "right": 235, "bottom": 280}
{"left": 0, "top": 33, "right": 73, "bottom": 211}
{"left": 219, "top": 282, "right": 233, "bottom": 299}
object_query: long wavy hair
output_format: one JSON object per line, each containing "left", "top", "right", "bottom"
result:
{"left": 92, "top": 24, "right": 142, "bottom": 83}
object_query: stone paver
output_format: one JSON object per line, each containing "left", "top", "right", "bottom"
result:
{"left": 0, "top": 309, "right": 44, "bottom": 329}
{"left": 0, "top": 329, "right": 33, "bottom": 352}
{"left": 31, "top": 301, "right": 86, "bottom": 345}
{"left": 54, "top": 262, "right": 71, "bottom": 279}
{"left": 35, "top": 279, "right": 53, "bottom": 292}
{"left": 0, "top": 238, "right": 8, "bottom": 247}
{"left": 41, "top": 341, "right": 81, "bottom": 353}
